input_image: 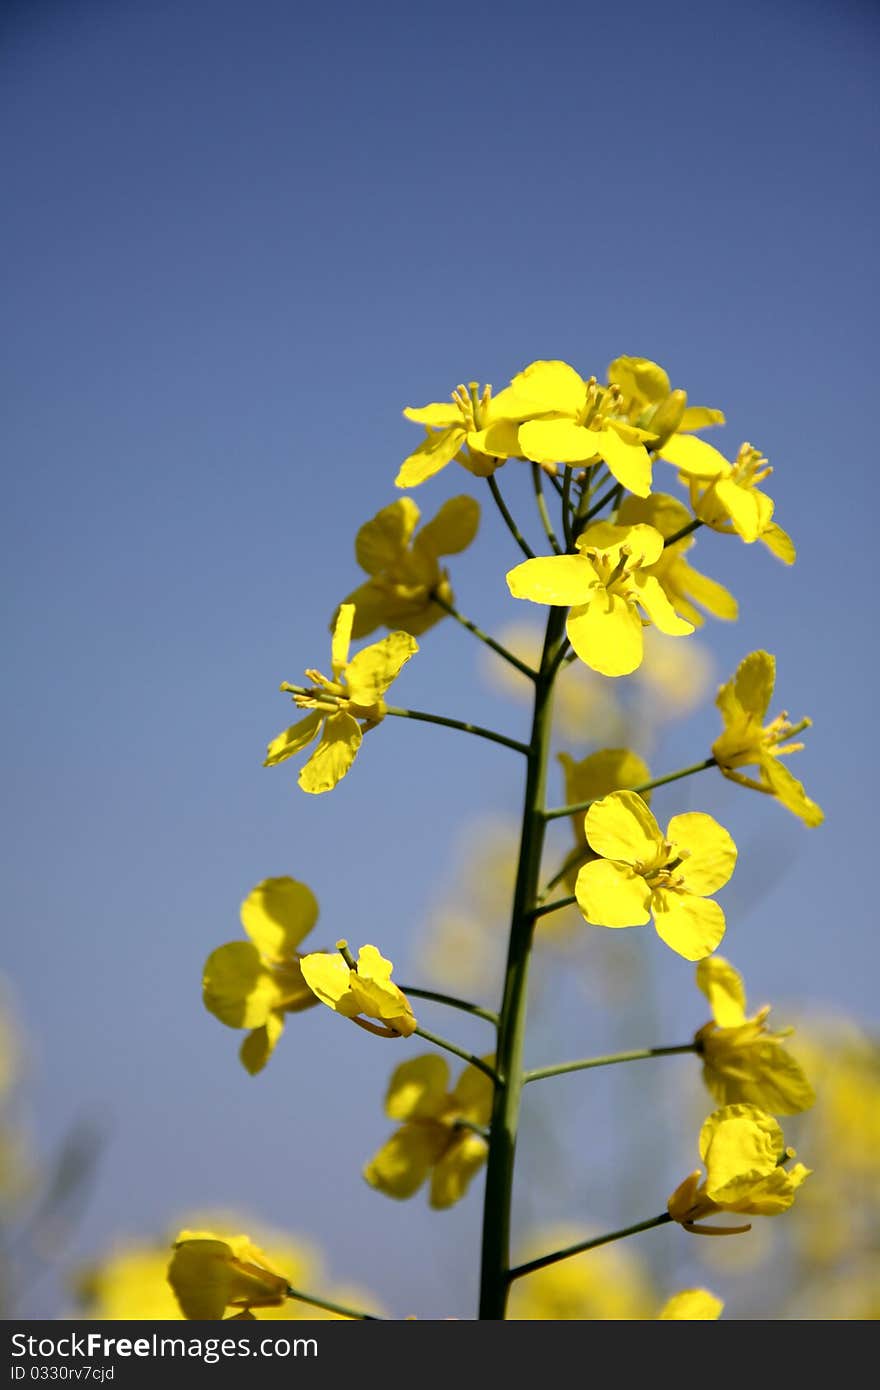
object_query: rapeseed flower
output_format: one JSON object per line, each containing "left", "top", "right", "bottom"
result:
{"left": 300, "top": 942, "right": 416, "bottom": 1037}
{"left": 397, "top": 380, "right": 537, "bottom": 487}
{"left": 617, "top": 493, "right": 738, "bottom": 627}
{"left": 605, "top": 355, "right": 725, "bottom": 451}
{"left": 660, "top": 437, "right": 794, "bottom": 560}
{"left": 168, "top": 1232, "right": 289, "bottom": 1320}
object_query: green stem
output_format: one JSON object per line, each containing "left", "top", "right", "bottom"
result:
{"left": 665, "top": 517, "right": 703, "bottom": 547}
{"left": 581, "top": 478, "right": 620, "bottom": 523}
{"left": 506, "top": 1213, "right": 672, "bottom": 1283}
{"left": 523, "top": 1043, "right": 698, "bottom": 1085}
{"left": 531, "top": 462, "right": 563, "bottom": 554}
{"left": 399, "top": 986, "right": 498, "bottom": 1027}
{"left": 412, "top": 1026, "right": 499, "bottom": 1083}
{"left": 561, "top": 467, "right": 574, "bottom": 548}
{"left": 488, "top": 476, "right": 536, "bottom": 560}
{"left": 384, "top": 706, "right": 530, "bottom": 757}
{"left": 478, "top": 603, "right": 569, "bottom": 1319}
{"left": 286, "top": 1285, "right": 381, "bottom": 1320}
{"left": 529, "top": 894, "right": 577, "bottom": 920}
{"left": 543, "top": 757, "right": 717, "bottom": 822}
{"left": 431, "top": 593, "right": 538, "bottom": 681}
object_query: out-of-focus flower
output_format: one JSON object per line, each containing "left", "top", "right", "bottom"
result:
{"left": 266, "top": 605, "right": 417, "bottom": 794}
{"left": 507, "top": 1228, "right": 655, "bottom": 1319}
{"left": 301, "top": 943, "right": 416, "bottom": 1037}
{"left": 202, "top": 877, "right": 323, "bottom": 1074}
{"left": 575, "top": 790, "right": 736, "bottom": 960}
{"left": 557, "top": 747, "right": 651, "bottom": 891}
{"left": 712, "top": 650, "right": 822, "bottom": 826}
{"left": 507, "top": 523, "right": 693, "bottom": 677}
{"left": 694, "top": 956, "right": 815, "bottom": 1114}
{"left": 657, "top": 1288, "right": 723, "bottom": 1319}
{"left": 335, "top": 496, "right": 479, "bottom": 639}
{"left": 364, "top": 1054, "right": 493, "bottom": 1209}
{"left": 636, "top": 628, "right": 713, "bottom": 719}
{"left": 668, "top": 1104, "right": 810, "bottom": 1235}
{"left": 168, "top": 1232, "right": 289, "bottom": 1320}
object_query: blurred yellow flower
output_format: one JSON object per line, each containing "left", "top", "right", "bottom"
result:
{"left": 202, "top": 877, "right": 323, "bottom": 1075}
{"left": 364, "top": 1054, "right": 493, "bottom": 1209}
{"left": 507, "top": 1227, "right": 655, "bottom": 1319}
{"left": 668, "top": 1103, "right": 810, "bottom": 1235}
{"left": 712, "top": 650, "right": 822, "bottom": 826}
{"left": 575, "top": 790, "right": 736, "bottom": 960}
{"left": 265, "top": 604, "right": 417, "bottom": 794}
{"left": 657, "top": 1288, "right": 723, "bottom": 1319}
{"left": 694, "top": 956, "right": 815, "bottom": 1114}
{"left": 557, "top": 747, "right": 651, "bottom": 890}
{"left": 301, "top": 942, "right": 416, "bottom": 1037}
{"left": 636, "top": 628, "right": 713, "bottom": 719}
{"left": 168, "top": 1232, "right": 289, "bottom": 1320}
{"left": 335, "top": 496, "right": 479, "bottom": 639}
{"left": 507, "top": 522, "right": 693, "bottom": 677}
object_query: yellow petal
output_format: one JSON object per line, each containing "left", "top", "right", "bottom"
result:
{"left": 667, "top": 812, "right": 737, "bottom": 894}
{"left": 345, "top": 632, "right": 418, "bottom": 703}
{"left": 617, "top": 491, "right": 692, "bottom": 540}
{"left": 763, "top": 757, "right": 824, "bottom": 827}
{"left": 202, "top": 942, "right": 285, "bottom": 1028}
{"left": 450, "top": 1059, "right": 495, "bottom": 1125}
{"left": 761, "top": 521, "right": 796, "bottom": 565}
{"left": 575, "top": 859, "right": 652, "bottom": 927}
{"left": 678, "top": 407, "right": 726, "bottom": 431}
{"left": 363, "top": 1121, "right": 447, "bottom": 1199}
{"left": 263, "top": 711, "right": 322, "bottom": 767}
{"left": 594, "top": 426, "right": 652, "bottom": 497}
{"left": 732, "top": 650, "right": 775, "bottom": 720}
{"left": 403, "top": 403, "right": 462, "bottom": 427}
{"left": 385, "top": 1055, "right": 450, "bottom": 1120}
{"left": 507, "top": 554, "right": 594, "bottom": 606}
{"left": 300, "top": 953, "right": 355, "bottom": 1011}
{"left": 240, "top": 877, "right": 318, "bottom": 959}
{"left": 505, "top": 359, "right": 587, "bottom": 416}
{"left": 331, "top": 604, "right": 355, "bottom": 675}
{"left": 713, "top": 477, "right": 763, "bottom": 542}
{"left": 239, "top": 1012, "right": 285, "bottom": 1075}
{"left": 732, "top": 1162, "right": 811, "bottom": 1214}
{"left": 355, "top": 498, "right": 420, "bottom": 575}
{"left": 703, "top": 1036, "right": 816, "bottom": 1114}
{"left": 334, "top": 581, "right": 399, "bottom": 640}
{"left": 660, "top": 436, "right": 730, "bottom": 479}
{"left": 429, "top": 1133, "right": 489, "bottom": 1209}
{"left": 413, "top": 495, "right": 480, "bottom": 558}
{"left": 468, "top": 421, "right": 523, "bottom": 458}
{"left": 695, "top": 956, "right": 747, "bottom": 1028}
{"left": 566, "top": 592, "right": 644, "bottom": 677}
{"left": 652, "top": 890, "right": 725, "bottom": 960}
{"left": 607, "top": 355, "right": 670, "bottom": 404}
{"left": 584, "top": 790, "right": 663, "bottom": 865}
{"left": 519, "top": 419, "right": 601, "bottom": 465}
{"left": 395, "top": 427, "right": 467, "bottom": 488}
{"left": 630, "top": 574, "right": 694, "bottom": 636}
{"left": 700, "top": 1105, "right": 782, "bottom": 1200}
{"left": 298, "top": 711, "right": 363, "bottom": 794}
{"left": 658, "top": 1288, "right": 723, "bottom": 1320}
{"left": 559, "top": 747, "right": 651, "bottom": 810}
{"left": 672, "top": 562, "right": 739, "bottom": 622}
{"left": 168, "top": 1237, "right": 289, "bottom": 1320}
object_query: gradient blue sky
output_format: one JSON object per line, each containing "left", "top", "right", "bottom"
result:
{"left": 2, "top": 0, "right": 878, "bottom": 1319}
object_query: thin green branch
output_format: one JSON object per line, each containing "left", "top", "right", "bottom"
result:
{"left": 431, "top": 592, "right": 538, "bottom": 681}
{"left": 665, "top": 517, "right": 703, "bottom": 547}
{"left": 399, "top": 986, "right": 498, "bottom": 1027}
{"left": 413, "top": 1025, "right": 499, "bottom": 1084}
{"left": 523, "top": 1043, "right": 698, "bottom": 1085}
{"left": 561, "top": 466, "right": 574, "bottom": 548}
{"left": 286, "top": 1285, "right": 381, "bottom": 1320}
{"left": 529, "top": 894, "right": 577, "bottom": 921}
{"left": 487, "top": 476, "right": 536, "bottom": 560}
{"left": 506, "top": 1213, "right": 673, "bottom": 1283}
{"left": 531, "top": 462, "right": 563, "bottom": 554}
{"left": 543, "top": 757, "right": 717, "bottom": 822}
{"left": 580, "top": 478, "right": 620, "bottom": 523}
{"left": 384, "top": 706, "right": 530, "bottom": 757}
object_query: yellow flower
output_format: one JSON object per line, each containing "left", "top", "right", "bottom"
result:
{"left": 667, "top": 1103, "right": 811, "bottom": 1235}
{"left": 617, "top": 493, "right": 738, "bottom": 627}
{"left": 202, "top": 877, "right": 324, "bottom": 1075}
{"left": 657, "top": 1288, "right": 724, "bottom": 1319}
{"left": 300, "top": 942, "right": 416, "bottom": 1037}
{"left": 712, "top": 650, "right": 822, "bottom": 826}
{"left": 507, "top": 1228, "right": 655, "bottom": 1319}
{"left": 507, "top": 359, "right": 654, "bottom": 496}
{"left": 265, "top": 604, "right": 417, "bottom": 794}
{"left": 557, "top": 748, "right": 651, "bottom": 890}
{"left": 636, "top": 629, "right": 714, "bottom": 720}
{"left": 605, "top": 355, "right": 725, "bottom": 451}
{"left": 168, "top": 1232, "right": 290, "bottom": 1319}
{"left": 336, "top": 496, "right": 480, "bottom": 639}
{"left": 659, "top": 436, "right": 794, "bottom": 560}
{"left": 694, "top": 956, "right": 815, "bottom": 1114}
{"left": 575, "top": 790, "right": 736, "bottom": 960}
{"left": 507, "top": 522, "right": 693, "bottom": 677}
{"left": 396, "top": 379, "right": 538, "bottom": 488}
{"left": 363, "top": 1054, "right": 493, "bottom": 1209}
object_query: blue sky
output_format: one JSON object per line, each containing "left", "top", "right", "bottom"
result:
{"left": 2, "top": 0, "right": 877, "bottom": 1319}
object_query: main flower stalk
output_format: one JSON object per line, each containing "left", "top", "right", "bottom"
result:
{"left": 478, "top": 602, "right": 568, "bottom": 1318}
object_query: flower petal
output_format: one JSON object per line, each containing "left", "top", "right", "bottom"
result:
{"left": 660, "top": 436, "right": 730, "bottom": 479}
{"left": 413, "top": 495, "right": 480, "bottom": 558}
{"left": 713, "top": 478, "right": 763, "bottom": 542}
{"left": 695, "top": 956, "right": 747, "bottom": 1028}
{"left": 559, "top": 748, "right": 651, "bottom": 811}
{"left": 395, "top": 427, "right": 467, "bottom": 488}
{"left": 763, "top": 757, "right": 824, "bottom": 827}
{"left": 403, "top": 403, "right": 462, "bottom": 427}
{"left": 575, "top": 859, "right": 652, "bottom": 927}
{"left": 518, "top": 419, "right": 601, "bottom": 465}
{"left": 355, "top": 498, "right": 420, "bottom": 575}
{"left": 658, "top": 1288, "right": 724, "bottom": 1320}
{"left": 430, "top": 1133, "right": 489, "bottom": 1209}
{"left": 584, "top": 790, "right": 663, "bottom": 866}
{"left": 298, "top": 712, "right": 363, "bottom": 794}
{"left": 450, "top": 1059, "right": 495, "bottom": 1125}
{"left": 700, "top": 1105, "right": 782, "bottom": 1199}
{"left": 566, "top": 592, "right": 644, "bottom": 677}
{"left": 202, "top": 942, "right": 285, "bottom": 1028}
{"left": 607, "top": 355, "right": 671, "bottom": 404}
{"left": 652, "top": 890, "right": 726, "bottom": 960}
{"left": 594, "top": 426, "right": 652, "bottom": 497}
{"left": 678, "top": 407, "right": 726, "bottom": 431}
{"left": 667, "top": 812, "right": 737, "bottom": 894}
{"left": 300, "top": 953, "right": 360, "bottom": 1014}
{"left": 263, "top": 711, "right": 322, "bottom": 767}
{"left": 240, "top": 877, "right": 319, "bottom": 959}
{"left": 733, "top": 650, "right": 775, "bottom": 720}
{"left": 761, "top": 522, "right": 796, "bottom": 565}
{"left": 345, "top": 632, "right": 418, "bottom": 703}
{"left": 363, "top": 1121, "right": 447, "bottom": 1199}
{"left": 630, "top": 573, "right": 694, "bottom": 636}
{"left": 505, "top": 359, "right": 587, "bottom": 416}
{"left": 239, "top": 1012, "right": 285, "bottom": 1075}
{"left": 507, "top": 554, "right": 594, "bottom": 606}
{"left": 385, "top": 1055, "right": 450, "bottom": 1121}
